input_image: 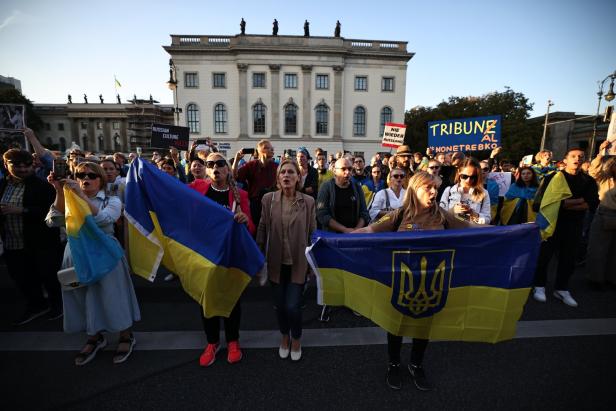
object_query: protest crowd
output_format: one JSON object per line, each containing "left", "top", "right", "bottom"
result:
{"left": 1, "top": 126, "right": 615, "bottom": 391}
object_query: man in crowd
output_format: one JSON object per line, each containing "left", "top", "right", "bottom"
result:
{"left": 316, "top": 151, "right": 334, "bottom": 188}
{"left": 232, "top": 139, "right": 277, "bottom": 227}
{"left": 395, "top": 145, "right": 414, "bottom": 187}
{"left": 351, "top": 156, "right": 368, "bottom": 185}
{"left": 532, "top": 148, "right": 599, "bottom": 307}
{"left": 0, "top": 149, "right": 63, "bottom": 324}
{"left": 532, "top": 149, "right": 557, "bottom": 182}
{"left": 316, "top": 158, "right": 369, "bottom": 233}
{"left": 113, "top": 152, "right": 129, "bottom": 177}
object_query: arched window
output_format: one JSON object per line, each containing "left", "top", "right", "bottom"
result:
{"left": 315, "top": 104, "right": 329, "bottom": 135}
{"left": 59, "top": 137, "right": 66, "bottom": 153}
{"left": 353, "top": 106, "right": 366, "bottom": 136}
{"left": 253, "top": 103, "right": 266, "bottom": 134}
{"left": 380, "top": 107, "right": 393, "bottom": 136}
{"left": 187, "top": 103, "right": 200, "bottom": 133}
{"left": 214, "top": 104, "right": 227, "bottom": 134}
{"left": 284, "top": 104, "right": 297, "bottom": 134}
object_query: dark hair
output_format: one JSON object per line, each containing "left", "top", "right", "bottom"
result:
{"left": 564, "top": 147, "right": 585, "bottom": 158}
{"left": 3, "top": 149, "right": 33, "bottom": 164}
{"left": 515, "top": 166, "right": 539, "bottom": 188}
{"left": 158, "top": 158, "right": 176, "bottom": 171}
{"left": 100, "top": 159, "right": 120, "bottom": 171}
{"left": 191, "top": 158, "right": 205, "bottom": 166}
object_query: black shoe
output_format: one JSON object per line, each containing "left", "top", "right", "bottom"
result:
{"left": 13, "top": 306, "right": 50, "bottom": 326}
{"left": 408, "top": 364, "right": 433, "bottom": 391}
{"left": 386, "top": 363, "right": 402, "bottom": 390}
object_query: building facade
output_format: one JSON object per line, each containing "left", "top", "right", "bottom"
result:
{"left": 164, "top": 34, "right": 413, "bottom": 159}
{"left": 34, "top": 100, "right": 174, "bottom": 154}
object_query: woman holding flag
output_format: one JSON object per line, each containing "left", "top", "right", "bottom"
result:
{"left": 46, "top": 162, "right": 140, "bottom": 366}
{"left": 500, "top": 166, "right": 539, "bottom": 225}
{"left": 354, "top": 171, "right": 479, "bottom": 391}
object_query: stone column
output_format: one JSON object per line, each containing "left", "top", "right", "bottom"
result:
{"left": 237, "top": 64, "right": 249, "bottom": 138}
{"left": 333, "top": 65, "right": 344, "bottom": 140}
{"left": 269, "top": 64, "right": 281, "bottom": 139}
{"left": 301, "top": 65, "right": 313, "bottom": 139}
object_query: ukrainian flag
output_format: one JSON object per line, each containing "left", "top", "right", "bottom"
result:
{"left": 500, "top": 185, "right": 537, "bottom": 225}
{"left": 306, "top": 224, "right": 540, "bottom": 343}
{"left": 535, "top": 172, "right": 571, "bottom": 240}
{"left": 64, "top": 187, "right": 124, "bottom": 285}
{"left": 124, "top": 158, "right": 264, "bottom": 318}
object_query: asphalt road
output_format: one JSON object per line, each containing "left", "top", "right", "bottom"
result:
{"left": 0, "top": 263, "right": 614, "bottom": 411}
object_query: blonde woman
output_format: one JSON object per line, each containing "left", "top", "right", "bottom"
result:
{"left": 256, "top": 159, "right": 316, "bottom": 362}
{"left": 369, "top": 167, "right": 406, "bottom": 220}
{"left": 439, "top": 157, "right": 491, "bottom": 224}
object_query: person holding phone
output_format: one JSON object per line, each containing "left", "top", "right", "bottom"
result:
{"left": 232, "top": 139, "right": 277, "bottom": 228}
{"left": 439, "top": 158, "right": 491, "bottom": 224}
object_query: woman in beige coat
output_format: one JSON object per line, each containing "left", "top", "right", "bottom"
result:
{"left": 257, "top": 159, "right": 316, "bottom": 361}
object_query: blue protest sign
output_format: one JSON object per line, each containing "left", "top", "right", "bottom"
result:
{"left": 427, "top": 115, "right": 501, "bottom": 153}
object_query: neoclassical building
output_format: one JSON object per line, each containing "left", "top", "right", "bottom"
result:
{"left": 164, "top": 33, "right": 413, "bottom": 159}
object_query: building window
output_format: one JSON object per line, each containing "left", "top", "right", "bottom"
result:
{"left": 315, "top": 104, "right": 329, "bottom": 135}
{"left": 96, "top": 121, "right": 103, "bottom": 130}
{"left": 45, "top": 123, "right": 51, "bottom": 131}
{"left": 59, "top": 137, "right": 66, "bottom": 152}
{"left": 284, "top": 104, "right": 298, "bottom": 134}
{"left": 212, "top": 73, "right": 226, "bottom": 88}
{"left": 253, "top": 103, "right": 266, "bottom": 134}
{"left": 353, "top": 106, "right": 366, "bottom": 136}
{"left": 184, "top": 72, "right": 199, "bottom": 88}
{"left": 187, "top": 103, "right": 200, "bottom": 133}
{"left": 284, "top": 73, "right": 298, "bottom": 89}
{"left": 382, "top": 77, "right": 394, "bottom": 92}
{"left": 253, "top": 73, "right": 266, "bottom": 88}
{"left": 57, "top": 123, "right": 64, "bottom": 131}
{"left": 354, "top": 76, "right": 368, "bottom": 91}
{"left": 316, "top": 74, "right": 329, "bottom": 90}
{"left": 112, "top": 121, "right": 120, "bottom": 130}
{"left": 214, "top": 104, "right": 227, "bottom": 134}
{"left": 80, "top": 121, "right": 87, "bottom": 130}
{"left": 380, "top": 107, "right": 393, "bottom": 136}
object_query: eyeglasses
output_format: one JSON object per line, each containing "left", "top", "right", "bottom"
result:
{"left": 391, "top": 174, "right": 405, "bottom": 179}
{"left": 428, "top": 166, "right": 440, "bottom": 170}
{"left": 7, "top": 161, "right": 33, "bottom": 167}
{"left": 75, "top": 172, "right": 99, "bottom": 180}
{"left": 481, "top": 167, "right": 490, "bottom": 172}
{"left": 205, "top": 160, "right": 227, "bottom": 168}
{"left": 459, "top": 174, "right": 477, "bottom": 181}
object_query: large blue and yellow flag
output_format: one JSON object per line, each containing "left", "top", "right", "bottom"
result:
{"left": 64, "top": 187, "right": 124, "bottom": 285}
{"left": 306, "top": 224, "right": 540, "bottom": 343}
{"left": 124, "top": 158, "right": 264, "bottom": 318}
{"left": 535, "top": 172, "right": 571, "bottom": 240}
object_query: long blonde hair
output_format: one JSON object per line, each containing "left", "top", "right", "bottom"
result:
{"left": 205, "top": 152, "right": 241, "bottom": 210}
{"left": 401, "top": 171, "right": 444, "bottom": 223}
{"left": 454, "top": 157, "right": 486, "bottom": 203}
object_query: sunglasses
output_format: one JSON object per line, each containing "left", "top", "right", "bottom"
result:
{"left": 205, "top": 160, "right": 227, "bottom": 168}
{"left": 391, "top": 174, "right": 405, "bottom": 179}
{"left": 8, "top": 161, "right": 33, "bottom": 167}
{"left": 459, "top": 174, "right": 477, "bottom": 181}
{"left": 481, "top": 167, "right": 490, "bottom": 172}
{"left": 75, "top": 172, "right": 99, "bottom": 180}
{"left": 428, "top": 166, "right": 440, "bottom": 170}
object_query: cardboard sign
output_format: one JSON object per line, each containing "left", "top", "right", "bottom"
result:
{"left": 151, "top": 123, "right": 189, "bottom": 150}
{"left": 0, "top": 104, "right": 25, "bottom": 131}
{"left": 488, "top": 172, "right": 512, "bottom": 197}
{"left": 428, "top": 115, "right": 501, "bottom": 153}
{"left": 381, "top": 123, "right": 406, "bottom": 148}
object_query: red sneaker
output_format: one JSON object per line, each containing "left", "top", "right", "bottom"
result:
{"left": 227, "top": 341, "right": 243, "bottom": 364}
{"left": 199, "top": 343, "right": 220, "bottom": 367}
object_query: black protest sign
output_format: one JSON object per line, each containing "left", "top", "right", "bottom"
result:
{"left": 151, "top": 123, "right": 189, "bottom": 150}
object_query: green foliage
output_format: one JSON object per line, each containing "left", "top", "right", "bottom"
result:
{"left": 404, "top": 88, "right": 542, "bottom": 162}
{"left": 0, "top": 88, "right": 44, "bottom": 132}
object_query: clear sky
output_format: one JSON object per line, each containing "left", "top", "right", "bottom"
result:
{"left": 1, "top": 0, "right": 614, "bottom": 117}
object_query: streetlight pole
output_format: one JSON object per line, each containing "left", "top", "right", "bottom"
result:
{"left": 166, "top": 59, "right": 180, "bottom": 126}
{"left": 589, "top": 70, "right": 616, "bottom": 157}
{"left": 540, "top": 100, "right": 553, "bottom": 151}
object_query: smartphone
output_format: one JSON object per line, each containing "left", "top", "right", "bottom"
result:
{"left": 242, "top": 148, "right": 256, "bottom": 155}
{"left": 52, "top": 158, "right": 68, "bottom": 180}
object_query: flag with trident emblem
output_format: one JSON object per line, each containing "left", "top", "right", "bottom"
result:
{"left": 306, "top": 224, "right": 540, "bottom": 343}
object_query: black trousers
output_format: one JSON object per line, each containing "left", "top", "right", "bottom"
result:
{"left": 200, "top": 301, "right": 241, "bottom": 344}
{"left": 4, "top": 245, "right": 63, "bottom": 310}
{"left": 533, "top": 218, "right": 583, "bottom": 290}
{"left": 387, "top": 333, "right": 429, "bottom": 366}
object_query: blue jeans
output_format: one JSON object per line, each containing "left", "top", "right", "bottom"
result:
{"left": 271, "top": 264, "right": 304, "bottom": 340}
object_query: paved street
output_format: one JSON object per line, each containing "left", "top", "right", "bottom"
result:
{"left": 1, "top": 263, "right": 615, "bottom": 411}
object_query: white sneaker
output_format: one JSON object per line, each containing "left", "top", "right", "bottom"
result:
{"left": 290, "top": 347, "right": 302, "bottom": 362}
{"left": 278, "top": 345, "right": 290, "bottom": 359}
{"left": 553, "top": 290, "right": 578, "bottom": 307}
{"left": 532, "top": 287, "right": 547, "bottom": 303}
{"left": 164, "top": 273, "right": 176, "bottom": 282}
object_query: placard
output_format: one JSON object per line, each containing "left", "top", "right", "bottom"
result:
{"left": 488, "top": 172, "right": 512, "bottom": 197}
{"left": 607, "top": 111, "right": 616, "bottom": 155}
{"left": 0, "top": 104, "right": 25, "bottom": 131}
{"left": 381, "top": 123, "right": 406, "bottom": 148}
{"left": 428, "top": 115, "right": 501, "bottom": 153}
{"left": 151, "top": 123, "right": 189, "bottom": 150}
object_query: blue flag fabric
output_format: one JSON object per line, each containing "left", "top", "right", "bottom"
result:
{"left": 306, "top": 224, "right": 540, "bottom": 343}
{"left": 124, "top": 158, "right": 264, "bottom": 318}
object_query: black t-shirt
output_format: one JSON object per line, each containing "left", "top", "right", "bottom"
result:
{"left": 205, "top": 188, "right": 231, "bottom": 210}
{"left": 334, "top": 184, "right": 357, "bottom": 228}
{"left": 559, "top": 171, "right": 599, "bottom": 223}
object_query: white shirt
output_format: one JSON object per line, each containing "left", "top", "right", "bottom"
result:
{"left": 369, "top": 188, "right": 406, "bottom": 221}
{"left": 439, "top": 184, "right": 491, "bottom": 224}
